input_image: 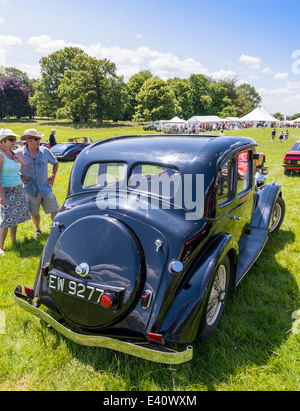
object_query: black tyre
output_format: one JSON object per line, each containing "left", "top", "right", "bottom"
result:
{"left": 199, "top": 255, "right": 230, "bottom": 340}
{"left": 269, "top": 196, "right": 285, "bottom": 234}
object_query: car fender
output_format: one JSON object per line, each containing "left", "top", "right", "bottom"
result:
{"left": 251, "top": 183, "right": 283, "bottom": 230}
{"left": 159, "top": 233, "right": 238, "bottom": 343}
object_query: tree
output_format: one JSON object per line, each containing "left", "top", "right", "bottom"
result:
{"left": 167, "top": 78, "right": 191, "bottom": 119}
{"left": 134, "top": 77, "right": 177, "bottom": 121}
{"left": 237, "top": 84, "right": 262, "bottom": 107}
{"left": 58, "top": 55, "right": 125, "bottom": 125}
{"left": 273, "top": 112, "right": 284, "bottom": 121}
{"left": 30, "top": 47, "right": 86, "bottom": 118}
{"left": 0, "top": 76, "right": 30, "bottom": 120}
{"left": 188, "top": 74, "right": 212, "bottom": 115}
{"left": 126, "top": 70, "right": 153, "bottom": 120}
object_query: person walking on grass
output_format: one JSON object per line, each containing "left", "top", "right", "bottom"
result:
{"left": 49, "top": 129, "right": 57, "bottom": 147}
{"left": 16, "top": 129, "right": 59, "bottom": 239}
{"left": 0, "top": 129, "right": 31, "bottom": 256}
{"left": 271, "top": 128, "right": 276, "bottom": 143}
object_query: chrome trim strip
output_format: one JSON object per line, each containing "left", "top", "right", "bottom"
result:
{"left": 14, "top": 287, "right": 193, "bottom": 365}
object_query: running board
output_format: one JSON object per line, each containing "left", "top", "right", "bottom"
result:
{"left": 235, "top": 227, "right": 269, "bottom": 285}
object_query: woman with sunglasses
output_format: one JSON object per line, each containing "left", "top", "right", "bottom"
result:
{"left": 0, "top": 129, "right": 31, "bottom": 255}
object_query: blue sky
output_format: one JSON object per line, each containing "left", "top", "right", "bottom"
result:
{"left": 1, "top": 0, "right": 300, "bottom": 115}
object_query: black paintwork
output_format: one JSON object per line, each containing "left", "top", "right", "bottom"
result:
{"left": 26, "top": 135, "right": 284, "bottom": 345}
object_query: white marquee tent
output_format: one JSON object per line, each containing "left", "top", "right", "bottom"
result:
{"left": 164, "top": 116, "right": 186, "bottom": 124}
{"left": 239, "top": 106, "right": 279, "bottom": 123}
{"left": 187, "top": 115, "right": 223, "bottom": 123}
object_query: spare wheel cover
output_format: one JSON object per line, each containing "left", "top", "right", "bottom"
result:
{"left": 49, "top": 215, "right": 144, "bottom": 328}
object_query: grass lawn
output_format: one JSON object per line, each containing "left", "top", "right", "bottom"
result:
{"left": 0, "top": 119, "right": 299, "bottom": 391}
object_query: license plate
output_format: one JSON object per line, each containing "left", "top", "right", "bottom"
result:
{"left": 48, "top": 274, "right": 105, "bottom": 305}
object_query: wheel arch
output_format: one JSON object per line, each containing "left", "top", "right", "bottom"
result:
{"left": 157, "top": 233, "right": 239, "bottom": 344}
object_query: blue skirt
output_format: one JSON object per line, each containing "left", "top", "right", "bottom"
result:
{"left": 0, "top": 185, "right": 31, "bottom": 228}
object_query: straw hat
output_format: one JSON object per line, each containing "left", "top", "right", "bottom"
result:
{"left": 0, "top": 128, "right": 19, "bottom": 142}
{"left": 21, "top": 129, "right": 44, "bottom": 141}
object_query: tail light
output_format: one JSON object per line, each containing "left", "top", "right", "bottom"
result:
{"left": 24, "top": 287, "right": 34, "bottom": 298}
{"left": 100, "top": 294, "right": 114, "bottom": 309}
{"left": 147, "top": 333, "right": 165, "bottom": 345}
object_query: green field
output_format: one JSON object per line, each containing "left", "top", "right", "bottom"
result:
{"left": 0, "top": 119, "right": 299, "bottom": 391}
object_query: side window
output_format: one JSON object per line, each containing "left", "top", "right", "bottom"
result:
{"left": 237, "top": 151, "right": 252, "bottom": 196}
{"left": 217, "top": 159, "right": 233, "bottom": 205}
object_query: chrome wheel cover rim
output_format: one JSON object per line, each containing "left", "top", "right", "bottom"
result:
{"left": 206, "top": 264, "right": 227, "bottom": 327}
{"left": 270, "top": 203, "right": 282, "bottom": 233}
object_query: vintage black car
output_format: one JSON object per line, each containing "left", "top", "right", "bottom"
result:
{"left": 50, "top": 137, "right": 93, "bottom": 161}
{"left": 14, "top": 135, "right": 285, "bottom": 364}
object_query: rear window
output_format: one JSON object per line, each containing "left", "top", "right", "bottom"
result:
{"left": 83, "top": 163, "right": 127, "bottom": 189}
{"left": 128, "top": 164, "right": 181, "bottom": 200}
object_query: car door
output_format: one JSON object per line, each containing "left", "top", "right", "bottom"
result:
{"left": 230, "top": 149, "right": 254, "bottom": 242}
{"left": 215, "top": 149, "right": 254, "bottom": 243}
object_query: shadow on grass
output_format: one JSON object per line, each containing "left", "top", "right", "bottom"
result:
{"left": 8, "top": 233, "right": 48, "bottom": 258}
{"left": 36, "top": 228, "right": 299, "bottom": 390}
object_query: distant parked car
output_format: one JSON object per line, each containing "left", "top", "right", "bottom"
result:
{"left": 283, "top": 140, "right": 300, "bottom": 175}
{"left": 50, "top": 137, "right": 93, "bottom": 161}
{"left": 143, "top": 123, "right": 156, "bottom": 131}
{"left": 14, "top": 134, "right": 285, "bottom": 364}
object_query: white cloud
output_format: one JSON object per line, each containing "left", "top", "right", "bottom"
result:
{"left": 0, "top": 35, "right": 23, "bottom": 67}
{"left": 0, "top": 17, "right": 5, "bottom": 25}
{"left": 149, "top": 53, "right": 208, "bottom": 79}
{"left": 247, "top": 74, "right": 259, "bottom": 81}
{"left": 0, "top": 34, "right": 23, "bottom": 49}
{"left": 27, "top": 34, "right": 80, "bottom": 54}
{"left": 239, "top": 54, "right": 262, "bottom": 65}
{"left": 211, "top": 69, "right": 238, "bottom": 80}
{"left": 259, "top": 81, "right": 300, "bottom": 114}
{"left": 262, "top": 67, "right": 273, "bottom": 74}
{"left": 27, "top": 35, "right": 214, "bottom": 80}
{"left": 17, "top": 63, "right": 41, "bottom": 79}
{"left": 274, "top": 72, "right": 289, "bottom": 80}
{"left": 249, "top": 64, "right": 260, "bottom": 71}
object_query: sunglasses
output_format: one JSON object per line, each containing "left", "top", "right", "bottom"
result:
{"left": 6, "top": 138, "right": 16, "bottom": 143}
{"left": 28, "top": 138, "right": 41, "bottom": 142}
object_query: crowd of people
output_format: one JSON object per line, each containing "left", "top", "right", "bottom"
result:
{"left": 0, "top": 128, "right": 59, "bottom": 256}
{"left": 271, "top": 128, "right": 289, "bottom": 143}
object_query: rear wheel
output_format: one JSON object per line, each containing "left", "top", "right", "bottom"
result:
{"left": 269, "top": 197, "right": 285, "bottom": 234}
{"left": 199, "top": 255, "right": 230, "bottom": 340}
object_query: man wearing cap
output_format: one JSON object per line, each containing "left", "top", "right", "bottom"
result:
{"left": 16, "top": 129, "right": 59, "bottom": 238}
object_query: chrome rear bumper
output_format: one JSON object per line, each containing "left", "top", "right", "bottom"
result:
{"left": 14, "top": 286, "right": 193, "bottom": 365}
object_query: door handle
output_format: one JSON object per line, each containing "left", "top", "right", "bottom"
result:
{"left": 229, "top": 215, "right": 241, "bottom": 221}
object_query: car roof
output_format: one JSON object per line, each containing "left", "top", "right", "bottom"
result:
{"left": 69, "top": 134, "right": 256, "bottom": 194}
{"left": 85, "top": 134, "right": 255, "bottom": 165}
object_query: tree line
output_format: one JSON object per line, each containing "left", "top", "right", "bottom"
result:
{"left": 0, "top": 46, "right": 263, "bottom": 124}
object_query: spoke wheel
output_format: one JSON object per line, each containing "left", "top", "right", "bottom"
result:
{"left": 269, "top": 197, "right": 285, "bottom": 234}
{"left": 206, "top": 264, "right": 227, "bottom": 327}
{"left": 199, "top": 255, "right": 230, "bottom": 341}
